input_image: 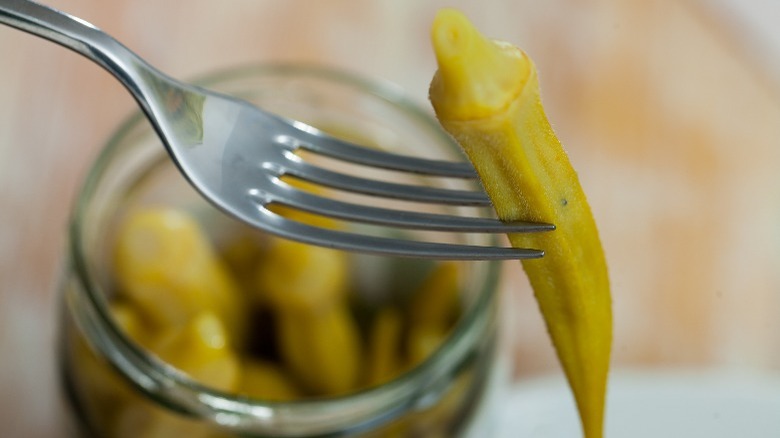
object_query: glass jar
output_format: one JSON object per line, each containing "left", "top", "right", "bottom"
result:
{"left": 59, "top": 64, "right": 509, "bottom": 437}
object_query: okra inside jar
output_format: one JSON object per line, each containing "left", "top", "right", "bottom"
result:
{"left": 61, "top": 64, "right": 506, "bottom": 437}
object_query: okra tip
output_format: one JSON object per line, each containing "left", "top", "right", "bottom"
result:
{"left": 429, "top": 8, "right": 531, "bottom": 120}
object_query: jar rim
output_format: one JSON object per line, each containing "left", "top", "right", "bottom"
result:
{"left": 67, "top": 62, "right": 502, "bottom": 434}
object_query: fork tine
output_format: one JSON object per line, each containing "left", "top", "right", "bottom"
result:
{"left": 257, "top": 208, "right": 544, "bottom": 260}
{"left": 283, "top": 160, "right": 491, "bottom": 206}
{"left": 288, "top": 120, "right": 477, "bottom": 177}
{"left": 256, "top": 184, "right": 554, "bottom": 234}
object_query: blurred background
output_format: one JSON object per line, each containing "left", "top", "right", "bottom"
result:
{"left": 1, "top": 0, "right": 779, "bottom": 436}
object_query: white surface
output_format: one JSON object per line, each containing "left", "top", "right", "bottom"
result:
{"left": 499, "top": 370, "right": 780, "bottom": 438}
{"left": 711, "top": 0, "right": 780, "bottom": 84}
{"left": 716, "top": 0, "right": 780, "bottom": 51}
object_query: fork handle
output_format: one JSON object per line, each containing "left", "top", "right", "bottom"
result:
{"left": 0, "top": 0, "right": 161, "bottom": 112}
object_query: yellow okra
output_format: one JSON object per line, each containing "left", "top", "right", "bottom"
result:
{"left": 429, "top": 10, "right": 612, "bottom": 438}
{"left": 113, "top": 207, "right": 247, "bottom": 345}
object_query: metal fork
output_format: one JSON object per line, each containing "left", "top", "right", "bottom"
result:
{"left": 0, "top": 0, "right": 553, "bottom": 259}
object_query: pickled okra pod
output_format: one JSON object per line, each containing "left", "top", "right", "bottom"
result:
{"left": 113, "top": 207, "right": 248, "bottom": 345}
{"left": 429, "top": 9, "right": 612, "bottom": 438}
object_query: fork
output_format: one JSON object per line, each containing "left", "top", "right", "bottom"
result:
{"left": 0, "top": 0, "right": 553, "bottom": 259}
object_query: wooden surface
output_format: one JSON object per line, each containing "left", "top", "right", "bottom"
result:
{"left": 1, "top": 0, "right": 779, "bottom": 436}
